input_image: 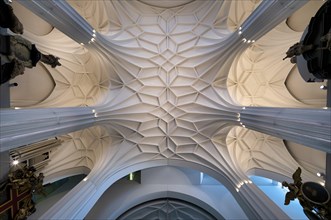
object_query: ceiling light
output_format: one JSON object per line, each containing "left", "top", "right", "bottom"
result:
{"left": 238, "top": 31, "right": 242, "bottom": 35}
{"left": 320, "top": 85, "right": 327, "bottom": 90}
{"left": 83, "top": 177, "right": 88, "bottom": 181}
{"left": 12, "top": 160, "right": 19, "bottom": 165}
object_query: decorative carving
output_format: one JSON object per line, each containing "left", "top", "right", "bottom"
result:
{"left": 283, "top": 42, "right": 314, "bottom": 61}
{"left": 319, "top": 30, "right": 331, "bottom": 51}
{"left": 282, "top": 167, "right": 331, "bottom": 220}
{"left": 0, "top": 165, "right": 45, "bottom": 220}
{"left": 0, "top": 0, "right": 23, "bottom": 34}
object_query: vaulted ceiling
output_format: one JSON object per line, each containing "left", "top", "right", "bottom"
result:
{"left": 8, "top": 0, "right": 327, "bottom": 218}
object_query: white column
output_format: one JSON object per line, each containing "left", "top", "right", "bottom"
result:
{"left": 0, "top": 107, "right": 96, "bottom": 152}
{"left": 239, "top": 107, "right": 331, "bottom": 153}
{"left": 17, "top": 0, "right": 94, "bottom": 45}
{"left": 240, "top": 0, "right": 309, "bottom": 41}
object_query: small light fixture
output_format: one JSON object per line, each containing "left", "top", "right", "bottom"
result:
{"left": 92, "top": 33, "right": 96, "bottom": 37}
{"left": 247, "top": 40, "right": 251, "bottom": 43}
{"left": 248, "top": 180, "right": 252, "bottom": 184}
{"left": 93, "top": 29, "right": 96, "bottom": 33}
{"left": 14, "top": 107, "right": 21, "bottom": 110}
{"left": 83, "top": 177, "right": 88, "bottom": 181}
{"left": 12, "top": 160, "right": 19, "bottom": 165}
{"left": 238, "top": 31, "right": 242, "bottom": 35}
{"left": 242, "top": 38, "right": 247, "bottom": 43}
{"left": 80, "top": 43, "right": 84, "bottom": 46}
{"left": 236, "top": 188, "right": 239, "bottom": 192}
{"left": 129, "top": 173, "right": 134, "bottom": 181}
{"left": 239, "top": 27, "right": 242, "bottom": 30}
{"left": 320, "top": 85, "right": 327, "bottom": 90}
{"left": 317, "top": 172, "right": 326, "bottom": 179}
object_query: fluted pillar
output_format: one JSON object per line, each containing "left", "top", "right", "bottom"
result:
{"left": 0, "top": 107, "right": 96, "bottom": 152}
{"left": 239, "top": 107, "right": 331, "bottom": 153}
{"left": 17, "top": 0, "right": 94, "bottom": 45}
{"left": 240, "top": 0, "right": 309, "bottom": 41}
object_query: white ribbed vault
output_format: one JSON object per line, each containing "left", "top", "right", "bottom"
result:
{"left": 1, "top": 0, "right": 329, "bottom": 219}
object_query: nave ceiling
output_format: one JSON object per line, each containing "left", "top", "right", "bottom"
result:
{"left": 7, "top": 0, "right": 327, "bottom": 215}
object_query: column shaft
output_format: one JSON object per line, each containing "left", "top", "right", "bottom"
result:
{"left": 17, "top": 0, "right": 93, "bottom": 44}
{"left": 241, "top": 0, "right": 309, "bottom": 40}
{"left": 0, "top": 107, "right": 96, "bottom": 152}
{"left": 240, "top": 107, "right": 331, "bottom": 153}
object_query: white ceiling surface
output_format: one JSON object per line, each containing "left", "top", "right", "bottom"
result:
{"left": 10, "top": 0, "right": 327, "bottom": 217}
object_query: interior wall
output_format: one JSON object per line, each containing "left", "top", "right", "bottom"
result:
{"left": 29, "top": 175, "right": 85, "bottom": 219}
{"left": 286, "top": 0, "right": 325, "bottom": 32}
{"left": 285, "top": 66, "right": 327, "bottom": 107}
{"left": 10, "top": 64, "right": 55, "bottom": 107}
{"left": 285, "top": 140, "right": 326, "bottom": 177}
{"left": 86, "top": 166, "right": 247, "bottom": 220}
